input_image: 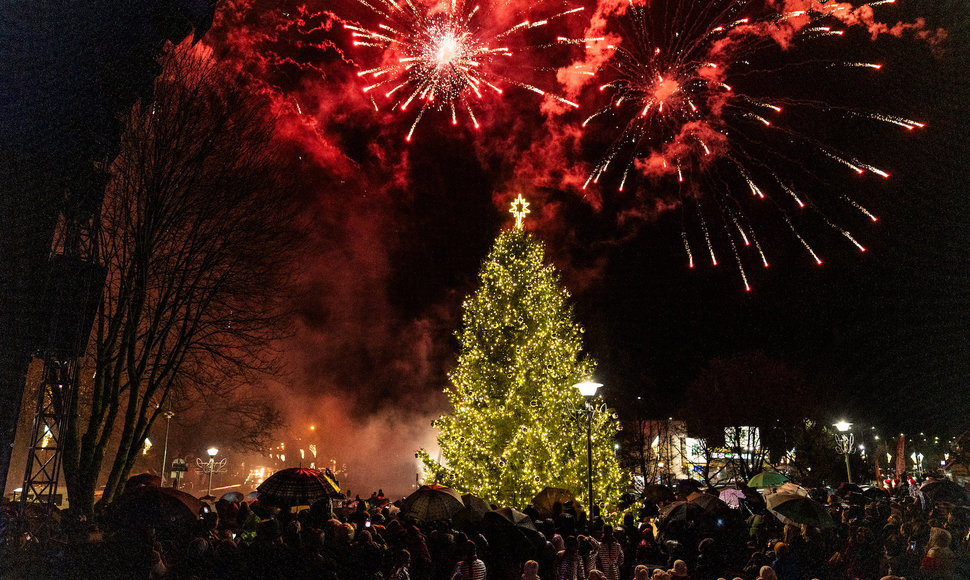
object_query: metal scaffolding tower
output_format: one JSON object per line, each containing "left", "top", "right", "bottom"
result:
{"left": 19, "top": 171, "right": 107, "bottom": 517}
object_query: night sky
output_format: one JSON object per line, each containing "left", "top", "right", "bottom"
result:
{"left": 16, "top": 1, "right": 967, "bottom": 495}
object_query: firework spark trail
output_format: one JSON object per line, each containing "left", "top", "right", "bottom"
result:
{"left": 348, "top": 0, "right": 590, "bottom": 140}
{"left": 574, "top": 0, "right": 935, "bottom": 289}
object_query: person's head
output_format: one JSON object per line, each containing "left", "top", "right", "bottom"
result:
{"left": 773, "top": 542, "right": 789, "bottom": 557}
{"left": 463, "top": 539, "right": 478, "bottom": 561}
{"left": 928, "top": 526, "right": 952, "bottom": 549}
{"left": 394, "top": 549, "right": 411, "bottom": 568}
{"left": 758, "top": 565, "right": 777, "bottom": 580}
{"left": 651, "top": 571, "right": 671, "bottom": 580}
{"left": 523, "top": 560, "right": 539, "bottom": 576}
{"left": 633, "top": 565, "right": 650, "bottom": 580}
{"left": 671, "top": 560, "right": 688, "bottom": 575}
{"left": 588, "top": 571, "right": 607, "bottom": 580}
{"left": 602, "top": 524, "right": 614, "bottom": 541}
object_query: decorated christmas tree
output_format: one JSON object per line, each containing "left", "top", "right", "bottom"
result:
{"left": 418, "top": 195, "right": 627, "bottom": 511}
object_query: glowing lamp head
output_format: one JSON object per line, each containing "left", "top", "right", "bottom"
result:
{"left": 574, "top": 381, "right": 602, "bottom": 398}
{"left": 207, "top": 447, "right": 219, "bottom": 457}
{"left": 834, "top": 421, "right": 852, "bottom": 432}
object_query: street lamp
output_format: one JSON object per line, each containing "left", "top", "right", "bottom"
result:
{"left": 197, "top": 447, "right": 226, "bottom": 501}
{"left": 834, "top": 420, "right": 854, "bottom": 483}
{"left": 160, "top": 410, "right": 174, "bottom": 486}
{"left": 574, "top": 381, "right": 602, "bottom": 517}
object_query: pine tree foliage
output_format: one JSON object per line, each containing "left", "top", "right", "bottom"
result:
{"left": 417, "top": 227, "right": 626, "bottom": 510}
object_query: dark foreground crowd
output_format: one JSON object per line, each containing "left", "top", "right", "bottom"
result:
{"left": 3, "top": 483, "right": 970, "bottom": 580}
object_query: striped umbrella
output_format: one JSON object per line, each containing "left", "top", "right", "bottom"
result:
{"left": 257, "top": 467, "right": 340, "bottom": 506}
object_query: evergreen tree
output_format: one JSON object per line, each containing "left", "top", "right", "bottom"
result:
{"left": 418, "top": 214, "right": 626, "bottom": 511}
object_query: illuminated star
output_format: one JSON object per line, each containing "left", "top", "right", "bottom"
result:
{"left": 509, "top": 194, "right": 530, "bottom": 229}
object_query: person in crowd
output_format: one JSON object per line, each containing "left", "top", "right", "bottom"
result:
{"left": 635, "top": 526, "right": 663, "bottom": 566}
{"left": 451, "top": 539, "right": 486, "bottom": 580}
{"left": 555, "top": 535, "right": 587, "bottom": 580}
{"left": 578, "top": 534, "right": 598, "bottom": 578}
{"left": 522, "top": 559, "right": 541, "bottom": 580}
{"left": 920, "top": 526, "right": 956, "bottom": 577}
{"left": 596, "top": 525, "right": 624, "bottom": 580}
{"left": 668, "top": 558, "right": 691, "bottom": 580}
{"left": 408, "top": 521, "right": 435, "bottom": 580}
{"left": 756, "top": 564, "right": 777, "bottom": 580}
{"left": 390, "top": 549, "right": 413, "bottom": 580}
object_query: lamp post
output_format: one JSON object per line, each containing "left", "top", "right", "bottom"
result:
{"left": 197, "top": 447, "right": 226, "bottom": 500}
{"left": 574, "top": 381, "right": 602, "bottom": 517}
{"left": 160, "top": 410, "right": 174, "bottom": 486}
{"left": 834, "top": 421, "right": 854, "bottom": 483}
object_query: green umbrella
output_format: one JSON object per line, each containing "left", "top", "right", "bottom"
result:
{"left": 747, "top": 471, "right": 789, "bottom": 488}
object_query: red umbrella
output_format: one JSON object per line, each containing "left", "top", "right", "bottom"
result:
{"left": 401, "top": 485, "right": 464, "bottom": 522}
{"left": 257, "top": 467, "right": 340, "bottom": 506}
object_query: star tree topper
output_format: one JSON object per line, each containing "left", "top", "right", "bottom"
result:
{"left": 509, "top": 193, "right": 530, "bottom": 229}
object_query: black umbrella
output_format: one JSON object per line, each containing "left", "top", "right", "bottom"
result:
{"left": 686, "top": 491, "right": 730, "bottom": 513}
{"left": 484, "top": 507, "right": 545, "bottom": 552}
{"left": 107, "top": 485, "right": 203, "bottom": 530}
{"left": 657, "top": 500, "right": 707, "bottom": 524}
{"left": 642, "top": 484, "right": 676, "bottom": 504}
{"left": 453, "top": 493, "right": 491, "bottom": 529}
{"left": 766, "top": 493, "right": 835, "bottom": 528}
{"left": 920, "top": 479, "right": 970, "bottom": 506}
{"left": 401, "top": 485, "right": 465, "bottom": 522}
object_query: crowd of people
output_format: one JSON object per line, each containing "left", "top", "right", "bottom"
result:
{"left": 2, "top": 477, "right": 970, "bottom": 579}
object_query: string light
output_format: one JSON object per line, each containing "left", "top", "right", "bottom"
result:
{"left": 417, "top": 227, "right": 626, "bottom": 513}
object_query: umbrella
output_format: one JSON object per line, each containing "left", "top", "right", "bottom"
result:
{"left": 401, "top": 485, "right": 464, "bottom": 522}
{"left": 107, "top": 485, "right": 203, "bottom": 529}
{"left": 257, "top": 467, "right": 340, "bottom": 506}
{"left": 463, "top": 493, "right": 491, "bottom": 514}
{"left": 748, "top": 471, "right": 789, "bottom": 489}
{"left": 657, "top": 500, "right": 707, "bottom": 524}
{"left": 837, "top": 482, "right": 863, "bottom": 497}
{"left": 124, "top": 473, "right": 162, "bottom": 493}
{"left": 686, "top": 491, "right": 729, "bottom": 513}
{"left": 674, "top": 479, "right": 703, "bottom": 498}
{"left": 219, "top": 491, "right": 245, "bottom": 503}
{"left": 532, "top": 487, "right": 578, "bottom": 518}
{"left": 718, "top": 488, "right": 746, "bottom": 508}
{"left": 766, "top": 493, "right": 834, "bottom": 528}
{"left": 777, "top": 482, "right": 810, "bottom": 497}
{"left": 484, "top": 507, "right": 545, "bottom": 552}
{"left": 920, "top": 478, "right": 970, "bottom": 506}
{"left": 642, "top": 484, "right": 676, "bottom": 504}
{"left": 453, "top": 493, "right": 490, "bottom": 529}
